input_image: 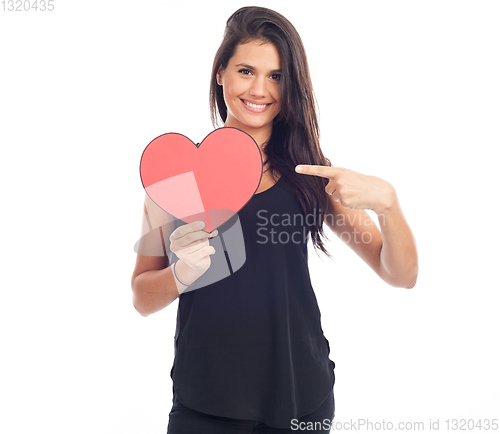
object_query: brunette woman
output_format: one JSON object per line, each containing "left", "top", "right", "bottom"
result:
{"left": 131, "top": 6, "right": 418, "bottom": 434}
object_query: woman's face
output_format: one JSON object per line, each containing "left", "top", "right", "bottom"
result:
{"left": 217, "top": 40, "right": 282, "bottom": 144}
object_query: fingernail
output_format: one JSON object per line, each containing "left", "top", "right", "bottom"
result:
{"left": 296, "top": 166, "right": 303, "bottom": 172}
{"left": 198, "top": 221, "right": 205, "bottom": 228}
{"left": 211, "top": 229, "right": 218, "bottom": 237}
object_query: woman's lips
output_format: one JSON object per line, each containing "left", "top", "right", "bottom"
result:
{"left": 240, "top": 98, "right": 272, "bottom": 113}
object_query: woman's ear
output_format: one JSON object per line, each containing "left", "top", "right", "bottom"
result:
{"left": 216, "top": 66, "right": 223, "bottom": 86}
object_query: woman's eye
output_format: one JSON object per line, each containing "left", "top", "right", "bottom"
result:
{"left": 271, "top": 74, "right": 281, "bottom": 81}
{"left": 238, "top": 69, "right": 252, "bottom": 75}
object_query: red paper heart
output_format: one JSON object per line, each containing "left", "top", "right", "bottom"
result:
{"left": 140, "top": 127, "right": 263, "bottom": 233}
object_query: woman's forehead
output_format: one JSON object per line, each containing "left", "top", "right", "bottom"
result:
{"left": 229, "top": 40, "right": 281, "bottom": 70}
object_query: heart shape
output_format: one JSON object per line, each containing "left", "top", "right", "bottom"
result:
{"left": 140, "top": 127, "right": 263, "bottom": 233}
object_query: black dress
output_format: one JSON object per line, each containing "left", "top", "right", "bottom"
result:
{"left": 169, "top": 175, "right": 335, "bottom": 429}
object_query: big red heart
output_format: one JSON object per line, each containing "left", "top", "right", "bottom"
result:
{"left": 140, "top": 127, "right": 263, "bottom": 233}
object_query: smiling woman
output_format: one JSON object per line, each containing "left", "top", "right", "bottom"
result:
{"left": 131, "top": 5, "right": 418, "bottom": 434}
{"left": 209, "top": 7, "right": 335, "bottom": 258}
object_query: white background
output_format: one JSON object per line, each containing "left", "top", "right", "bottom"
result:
{"left": 1, "top": 1, "right": 499, "bottom": 433}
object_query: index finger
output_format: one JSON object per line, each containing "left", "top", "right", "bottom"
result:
{"left": 170, "top": 221, "right": 211, "bottom": 241}
{"left": 295, "top": 164, "right": 336, "bottom": 179}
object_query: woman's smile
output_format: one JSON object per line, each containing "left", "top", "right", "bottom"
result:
{"left": 240, "top": 98, "right": 273, "bottom": 113}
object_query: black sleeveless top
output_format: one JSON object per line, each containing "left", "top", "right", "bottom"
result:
{"left": 169, "top": 175, "right": 335, "bottom": 429}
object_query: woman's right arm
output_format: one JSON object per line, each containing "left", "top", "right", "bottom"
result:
{"left": 131, "top": 195, "right": 217, "bottom": 317}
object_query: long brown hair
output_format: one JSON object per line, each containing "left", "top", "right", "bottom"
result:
{"left": 209, "top": 6, "right": 333, "bottom": 258}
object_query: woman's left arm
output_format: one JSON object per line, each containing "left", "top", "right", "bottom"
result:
{"left": 295, "top": 165, "right": 418, "bottom": 288}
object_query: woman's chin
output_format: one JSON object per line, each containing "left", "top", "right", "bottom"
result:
{"left": 225, "top": 113, "right": 275, "bottom": 133}
{"left": 238, "top": 117, "right": 271, "bottom": 131}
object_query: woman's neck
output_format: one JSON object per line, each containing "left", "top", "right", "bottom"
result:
{"left": 223, "top": 120, "right": 272, "bottom": 156}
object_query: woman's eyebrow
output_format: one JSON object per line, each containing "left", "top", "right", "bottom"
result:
{"left": 235, "top": 63, "right": 282, "bottom": 74}
{"left": 235, "top": 63, "right": 255, "bottom": 69}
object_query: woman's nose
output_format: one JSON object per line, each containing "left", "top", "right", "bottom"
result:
{"left": 249, "top": 76, "right": 266, "bottom": 97}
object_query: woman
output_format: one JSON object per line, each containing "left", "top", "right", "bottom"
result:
{"left": 131, "top": 6, "right": 418, "bottom": 433}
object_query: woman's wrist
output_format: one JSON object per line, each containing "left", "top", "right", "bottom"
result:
{"left": 373, "top": 181, "right": 398, "bottom": 217}
{"left": 172, "top": 259, "right": 204, "bottom": 294}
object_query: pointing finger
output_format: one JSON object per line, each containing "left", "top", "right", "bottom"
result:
{"left": 295, "top": 164, "right": 336, "bottom": 179}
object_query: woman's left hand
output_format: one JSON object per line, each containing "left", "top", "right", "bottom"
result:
{"left": 295, "top": 164, "right": 396, "bottom": 215}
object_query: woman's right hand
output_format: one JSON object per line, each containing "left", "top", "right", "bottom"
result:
{"left": 169, "top": 221, "right": 218, "bottom": 275}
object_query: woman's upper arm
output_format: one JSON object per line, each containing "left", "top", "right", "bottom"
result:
{"left": 131, "top": 195, "right": 177, "bottom": 284}
{"left": 325, "top": 195, "right": 384, "bottom": 277}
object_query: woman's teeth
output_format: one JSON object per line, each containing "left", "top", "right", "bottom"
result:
{"left": 244, "top": 100, "right": 268, "bottom": 109}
